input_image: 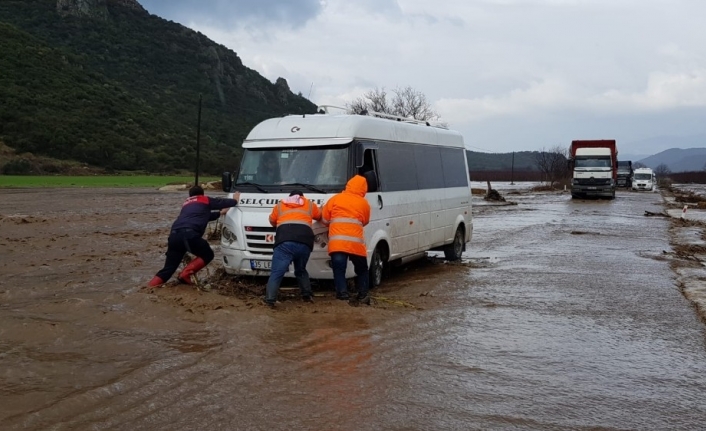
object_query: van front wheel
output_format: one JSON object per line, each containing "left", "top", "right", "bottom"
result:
{"left": 369, "top": 245, "right": 385, "bottom": 288}
{"left": 444, "top": 226, "right": 464, "bottom": 261}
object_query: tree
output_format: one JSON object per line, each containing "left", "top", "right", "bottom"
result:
{"left": 535, "top": 145, "right": 568, "bottom": 188}
{"left": 347, "top": 86, "right": 439, "bottom": 121}
{"left": 654, "top": 163, "right": 671, "bottom": 177}
{"left": 633, "top": 162, "right": 647, "bottom": 169}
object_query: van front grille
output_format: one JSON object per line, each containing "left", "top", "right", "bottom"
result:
{"left": 245, "top": 227, "right": 276, "bottom": 256}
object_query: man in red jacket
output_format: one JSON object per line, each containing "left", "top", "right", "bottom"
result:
{"left": 147, "top": 186, "right": 240, "bottom": 287}
{"left": 322, "top": 175, "right": 371, "bottom": 304}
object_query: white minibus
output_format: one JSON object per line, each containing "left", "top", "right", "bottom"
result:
{"left": 219, "top": 109, "right": 473, "bottom": 287}
{"left": 632, "top": 167, "right": 655, "bottom": 191}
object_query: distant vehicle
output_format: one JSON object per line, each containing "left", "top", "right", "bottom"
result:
{"left": 568, "top": 140, "right": 617, "bottom": 199}
{"left": 219, "top": 108, "right": 473, "bottom": 288}
{"left": 632, "top": 167, "right": 655, "bottom": 191}
{"left": 616, "top": 160, "right": 633, "bottom": 188}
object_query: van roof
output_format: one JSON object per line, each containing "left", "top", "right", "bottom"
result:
{"left": 243, "top": 114, "right": 466, "bottom": 149}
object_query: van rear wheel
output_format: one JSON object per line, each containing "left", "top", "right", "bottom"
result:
{"left": 369, "top": 245, "right": 385, "bottom": 288}
{"left": 444, "top": 226, "right": 464, "bottom": 261}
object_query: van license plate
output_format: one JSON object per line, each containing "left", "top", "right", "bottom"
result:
{"left": 587, "top": 186, "right": 597, "bottom": 190}
{"left": 250, "top": 260, "right": 272, "bottom": 270}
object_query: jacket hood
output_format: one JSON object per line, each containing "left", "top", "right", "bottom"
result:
{"left": 281, "top": 195, "right": 305, "bottom": 207}
{"left": 344, "top": 175, "right": 368, "bottom": 197}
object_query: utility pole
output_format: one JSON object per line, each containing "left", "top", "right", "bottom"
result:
{"left": 194, "top": 94, "right": 202, "bottom": 187}
{"left": 510, "top": 151, "right": 515, "bottom": 185}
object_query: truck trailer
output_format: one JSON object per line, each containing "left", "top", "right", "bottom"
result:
{"left": 569, "top": 140, "right": 617, "bottom": 199}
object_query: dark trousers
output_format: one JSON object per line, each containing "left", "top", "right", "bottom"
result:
{"left": 330, "top": 252, "right": 369, "bottom": 299}
{"left": 265, "top": 241, "right": 313, "bottom": 303}
{"left": 155, "top": 229, "right": 214, "bottom": 281}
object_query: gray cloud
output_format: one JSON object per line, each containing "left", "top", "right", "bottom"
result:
{"left": 139, "top": 0, "right": 322, "bottom": 29}
{"left": 137, "top": 0, "right": 706, "bottom": 153}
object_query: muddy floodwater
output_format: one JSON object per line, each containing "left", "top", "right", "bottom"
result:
{"left": 1, "top": 186, "right": 706, "bottom": 430}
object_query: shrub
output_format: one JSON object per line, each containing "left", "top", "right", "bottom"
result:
{"left": 2, "top": 158, "right": 32, "bottom": 174}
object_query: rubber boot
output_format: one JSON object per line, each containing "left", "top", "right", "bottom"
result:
{"left": 147, "top": 276, "right": 164, "bottom": 287}
{"left": 178, "top": 258, "right": 206, "bottom": 284}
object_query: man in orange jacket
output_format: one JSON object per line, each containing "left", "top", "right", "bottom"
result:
{"left": 322, "top": 175, "right": 371, "bottom": 304}
{"left": 264, "top": 190, "right": 322, "bottom": 307}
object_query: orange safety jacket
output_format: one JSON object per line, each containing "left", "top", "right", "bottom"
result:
{"left": 269, "top": 195, "right": 321, "bottom": 249}
{"left": 322, "top": 175, "right": 371, "bottom": 257}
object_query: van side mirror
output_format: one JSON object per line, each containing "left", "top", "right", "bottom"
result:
{"left": 363, "top": 171, "right": 378, "bottom": 193}
{"left": 221, "top": 172, "right": 232, "bottom": 193}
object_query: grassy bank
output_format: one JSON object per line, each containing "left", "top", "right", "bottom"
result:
{"left": 0, "top": 175, "right": 218, "bottom": 188}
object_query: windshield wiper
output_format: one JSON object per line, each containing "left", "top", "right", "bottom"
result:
{"left": 282, "top": 183, "right": 327, "bottom": 194}
{"left": 235, "top": 181, "right": 268, "bottom": 193}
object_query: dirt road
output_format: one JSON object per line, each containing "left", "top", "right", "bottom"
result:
{"left": 1, "top": 186, "right": 706, "bottom": 430}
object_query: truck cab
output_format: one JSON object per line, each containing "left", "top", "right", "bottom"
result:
{"left": 616, "top": 161, "right": 633, "bottom": 188}
{"left": 569, "top": 140, "right": 617, "bottom": 199}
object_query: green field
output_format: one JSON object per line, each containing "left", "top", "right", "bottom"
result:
{"left": 0, "top": 175, "right": 219, "bottom": 188}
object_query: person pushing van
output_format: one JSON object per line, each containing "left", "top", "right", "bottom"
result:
{"left": 147, "top": 185, "right": 240, "bottom": 287}
{"left": 264, "top": 190, "right": 322, "bottom": 307}
{"left": 322, "top": 175, "right": 371, "bottom": 304}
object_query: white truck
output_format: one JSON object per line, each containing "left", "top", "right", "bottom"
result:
{"left": 569, "top": 140, "right": 617, "bottom": 199}
{"left": 632, "top": 167, "right": 655, "bottom": 191}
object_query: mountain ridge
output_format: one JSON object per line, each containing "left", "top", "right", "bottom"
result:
{"left": 637, "top": 148, "right": 706, "bottom": 172}
{"left": 0, "top": 0, "right": 316, "bottom": 174}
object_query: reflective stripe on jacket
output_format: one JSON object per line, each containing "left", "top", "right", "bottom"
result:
{"left": 269, "top": 195, "right": 322, "bottom": 249}
{"left": 322, "top": 175, "right": 370, "bottom": 257}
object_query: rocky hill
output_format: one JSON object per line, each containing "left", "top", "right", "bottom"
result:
{"left": 56, "top": 0, "right": 145, "bottom": 17}
{"left": 0, "top": 0, "right": 316, "bottom": 174}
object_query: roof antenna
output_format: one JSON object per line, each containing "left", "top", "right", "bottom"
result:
{"left": 304, "top": 82, "right": 314, "bottom": 118}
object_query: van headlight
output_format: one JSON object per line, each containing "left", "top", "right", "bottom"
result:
{"left": 221, "top": 226, "right": 237, "bottom": 244}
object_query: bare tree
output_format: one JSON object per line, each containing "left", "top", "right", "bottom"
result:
{"left": 654, "top": 163, "right": 671, "bottom": 177}
{"left": 633, "top": 162, "right": 647, "bottom": 169}
{"left": 391, "top": 86, "right": 439, "bottom": 121}
{"left": 535, "top": 145, "right": 569, "bottom": 188}
{"left": 347, "top": 86, "right": 439, "bottom": 121}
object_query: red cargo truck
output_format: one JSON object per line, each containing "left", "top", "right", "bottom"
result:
{"left": 568, "top": 140, "right": 617, "bottom": 199}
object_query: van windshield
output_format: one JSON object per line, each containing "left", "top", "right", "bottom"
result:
{"left": 236, "top": 146, "right": 349, "bottom": 192}
{"left": 634, "top": 173, "right": 652, "bottom": 180}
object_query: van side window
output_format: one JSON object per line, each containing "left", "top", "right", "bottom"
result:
{"left": 414, "top": 145, "right": 444, "bottom": 189}
{"left": 440, "top": 147, "right": 468, "bottom": 187}
{"left": 376, "top": 142, "right": 419, "bottom": 191}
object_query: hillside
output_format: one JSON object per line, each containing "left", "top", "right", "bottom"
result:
{"left": 638, "top": 148, "right": 706, "bottom": 173}
{"left": 467, "top": 151, "right": 539, "bottom": 172}
{"left": 623, "top": 134, "right": 706, "bottom": 157}
{"left": 0, "top": 0, "right": 316, "bottom": 174}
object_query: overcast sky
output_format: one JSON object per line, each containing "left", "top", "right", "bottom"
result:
{"left": 139, "top": 0, "right": 706, "bottom": 155}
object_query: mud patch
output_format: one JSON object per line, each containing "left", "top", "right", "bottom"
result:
{"left": 664, "top": 187, "right": 706, "bottom": 322}
{"left": 570, "top": 230, "right": 600, "bottom": 235}
{"left": 140, "top": 257, "right": 471, "bottom": 316}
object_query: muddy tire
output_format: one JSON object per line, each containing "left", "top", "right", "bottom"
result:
{"left": 369, "top": 245, "right": 385, "bottom": 288}
{"left": 444, "top": 226, "right": 464, "bottom": 261}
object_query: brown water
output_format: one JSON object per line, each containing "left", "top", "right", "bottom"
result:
{"left": 1, "top": 187, "right": 705, "bottom": 430}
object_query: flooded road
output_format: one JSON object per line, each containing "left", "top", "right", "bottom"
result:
{"left": 1, "top": 187, "right": 706, "bottom": 430}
